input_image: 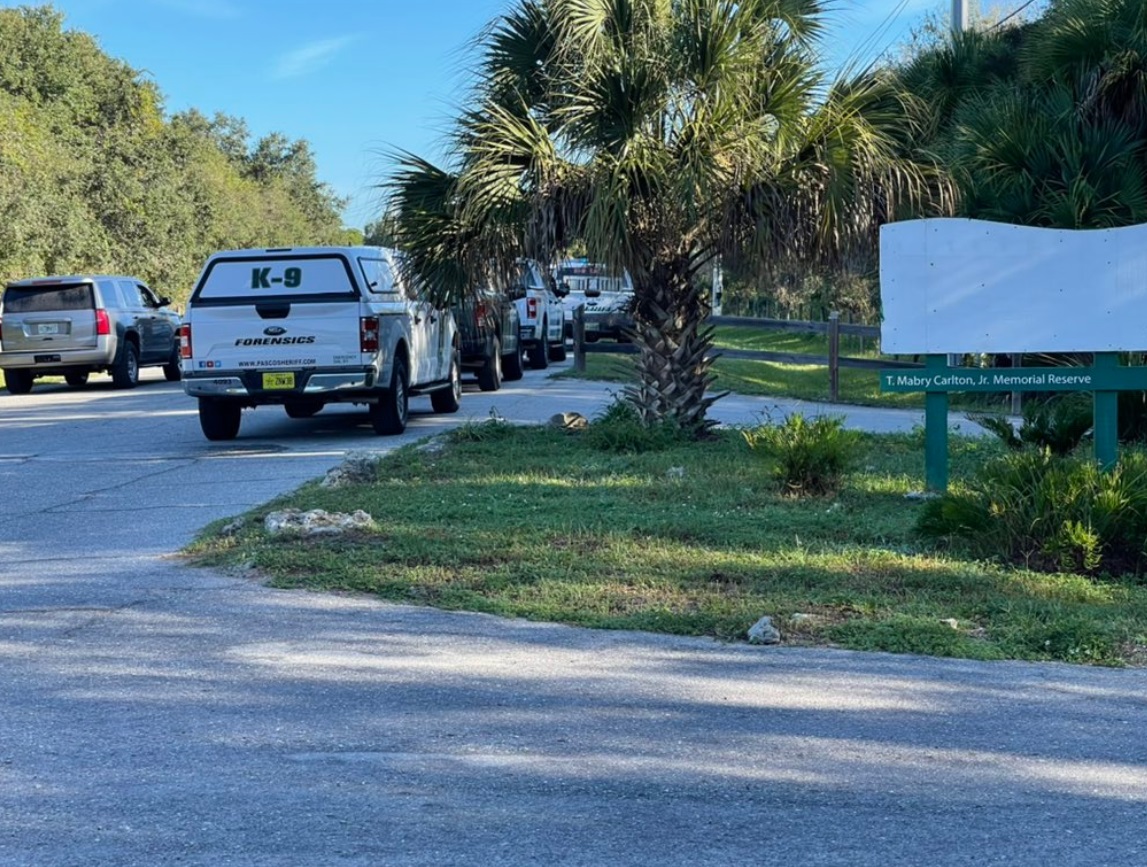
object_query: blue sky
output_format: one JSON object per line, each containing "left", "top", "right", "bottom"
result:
{"left": 15, "top": 0, "right": 946, "bottom": 229}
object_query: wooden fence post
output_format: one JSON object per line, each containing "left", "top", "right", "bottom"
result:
{"left": 828, "top": 311, "right": 840, "bottom": 402}
{"left": 573, "top": 304, "right": 586, "bottom": 373}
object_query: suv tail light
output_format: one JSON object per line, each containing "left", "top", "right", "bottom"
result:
{"left": 526, "top": 297, "right": 538, "bottom": 320}
{"left": 179, "top": 323, "right": 192, "bottom": 359}
{"left": 476, "top": 301, "right": 489, "bottom": 321}
{"left": 95, "top": 309, "right": 111, "bottom": 336}
{"left": 360, "top": 316, "right": 380, "bottom": 353}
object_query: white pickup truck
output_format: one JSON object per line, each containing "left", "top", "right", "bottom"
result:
{"left": 180, "top": 246, "right": 461, "bottom": 441}
{"left": 508, "top": 259, "right": 567, "bottom": 369}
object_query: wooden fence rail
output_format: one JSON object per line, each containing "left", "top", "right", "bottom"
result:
{"left": 571, "top": 307, "right": 922, "bottom": 401}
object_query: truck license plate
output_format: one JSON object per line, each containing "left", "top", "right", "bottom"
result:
{"left": 262, "top": 372, "right": 295, "bottom": 390}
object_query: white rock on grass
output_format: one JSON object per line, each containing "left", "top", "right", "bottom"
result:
{"left": 747, "top": 616, "right": 782, "bottom": 645}
{"left": 264, "top": 508, "right": 375, "bottom": 538}
{"left": 320, "top": 451, "right": 381, "bottom": 488}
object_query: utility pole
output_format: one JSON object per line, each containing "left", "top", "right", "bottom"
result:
{"left": 948, "top": 0, "right": 975, "bottom": 371}
{"left": 951, "top": 0, "right": 976, "bottom": 34}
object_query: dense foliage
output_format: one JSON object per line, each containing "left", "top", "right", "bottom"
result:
{"left": 918, "top": 449, "right": 1147, "bottom": 578}
{"left": 0, "top": 6, "right": 351, "bottom": 304}
{"left": 898, "top": 0, "right": 1147, "bottom": 229}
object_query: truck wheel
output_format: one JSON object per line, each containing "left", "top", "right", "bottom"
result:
{"left": 477, "top": 337, "right": 502, "bottom": 392}
{"left": 548, "top": 332, "right": 567, "bottom": 362}
{"left": 431, "top": 349, "right": 462, "bottom": 413}
{"left": 4, "top": 369, "right": 33, "bottom": 395}
{"left": 163, "top": 344, "right": 182, "bottom": 382}
{"left": 198, "top": 398, "right": 241, "bottom": 441}
{"left": 527, "top": 323, "right": 550, "bottom": 370}
{"left": 370, "top": 355, "right": 409, "bottom": 435}
{"left": 111, "top": 340, "right": 139, "bottom": 389}
{"left": 502, "top": 340, "right": 524, "bottom": 381}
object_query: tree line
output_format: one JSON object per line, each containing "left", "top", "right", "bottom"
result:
{"left": 0, "top": 6, "right": 354, "bottom": 306}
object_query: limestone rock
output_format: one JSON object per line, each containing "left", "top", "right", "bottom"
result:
{"left": 321, "top": 451, "right": 381, "bottom": 488}
{"left": 264, "top": 508, "right": 375, "bottom": 537}
{"left": 747, "top": 616, "right": 782, "bottom": 645}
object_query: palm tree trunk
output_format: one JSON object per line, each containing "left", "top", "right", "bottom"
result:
{"left": 625, "top": 257, "right": 722, "bottom": 436}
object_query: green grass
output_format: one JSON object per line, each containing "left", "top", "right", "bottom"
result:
{"left": 562, "top": 326, "right": 1010, "bottom": 411}
{"left": 184, "top": 423, "right": 1147, "bottom": 666}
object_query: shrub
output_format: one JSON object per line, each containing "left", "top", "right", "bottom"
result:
{"left": 917, "top": 450, "right": 1147, "bottom": 576}
{"left": 584, "top": 398, "right": 688, "bottom": 453}
{"left": 448, "top": 414, "right": 518, "bottom": 443}
{"left": 969, "top": 394, "right": 1093, "bottom": 456}
{"left": 742, "top": 413, "right": 859, "bottom": 496}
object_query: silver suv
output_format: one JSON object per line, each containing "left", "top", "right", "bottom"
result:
{"left": 0, "top": 275, "right": 181, "bottom": 394}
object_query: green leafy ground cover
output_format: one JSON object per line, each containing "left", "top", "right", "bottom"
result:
{"left": 185, "top": 421, "right": 1147, "bottom": 666}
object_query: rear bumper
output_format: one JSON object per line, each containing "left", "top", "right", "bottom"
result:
{"left": 184, "top": 367, "right": 375, "bottom": 401}
{"left": 564, "top": 311, "right": 632, "bottom": 339}
{"left": 0, "top": 342, "right": 115, "bottom": 371}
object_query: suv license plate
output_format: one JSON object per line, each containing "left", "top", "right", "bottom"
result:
{"left": 37, "top": 323, "right": 60, "bottom": 335}
{"left": 262, "top": 372, "right": 295, "bottom": 390}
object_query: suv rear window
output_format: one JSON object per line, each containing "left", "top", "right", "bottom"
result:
{"left": 2, "top": 283, "right": 94, "bottom": 313}
{"left": 193, "top": 255, "right": 359, "bottom": 302}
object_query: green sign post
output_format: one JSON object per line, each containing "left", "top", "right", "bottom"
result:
{"left": 881, "top": 353, "right": 1147, "bottom": 490}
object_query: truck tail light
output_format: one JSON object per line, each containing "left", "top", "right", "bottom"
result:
{"left": 526, "top": 297, "right": 538, "bottom": 320}
{"left": 179, "top": 323, "right": 192, "bottom": 359}
{"left": 360, "top": 316, "right": 380, "bottom": 353}
{"left": 95, "top": 309, "right": 111, "bottom": 336}
{"left": 476, "top": 301, "right": 489, "bottom": 321}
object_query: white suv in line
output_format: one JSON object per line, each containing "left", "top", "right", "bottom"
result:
{"left": 179, "top": 246, "right": 461, "bottom": 440}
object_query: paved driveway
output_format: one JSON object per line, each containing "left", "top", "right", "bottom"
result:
{"left": 0, "top": 368, "right": 1142, "bottom": 866}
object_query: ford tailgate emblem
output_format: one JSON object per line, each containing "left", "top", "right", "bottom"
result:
{"left": 263, "top": 326, "right": 287, "bottom": 336}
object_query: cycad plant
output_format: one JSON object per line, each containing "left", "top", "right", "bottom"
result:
{"left": 385, "top": 0, "right": 947, "bottom": 435}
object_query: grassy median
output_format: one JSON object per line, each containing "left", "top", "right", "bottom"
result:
{"left": 184, "top": 418, "right": 1147, "bottom": 666}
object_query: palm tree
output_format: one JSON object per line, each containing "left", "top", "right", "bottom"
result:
{"left": 386, "top": 0, "right": 947, "bottom": 435}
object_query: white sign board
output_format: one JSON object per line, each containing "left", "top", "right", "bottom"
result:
{"left": 879, "top": 218, "right": 1147, "bottom": 354}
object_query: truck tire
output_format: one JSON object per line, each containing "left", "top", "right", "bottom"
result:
{"left": 4, "top": 369, "right": 33, "bottom": 395}
{"left": 477, "top": 337, "right": 502, "bottom": 392}
{"left": 431, "top": 349, "right": 462, "bottom": 413}
{"left": 371, "top": 355, "right": 409, "bottom": 435}
{"left": 198, "top": 398, "right": 241, "bottom": 441}
{"left": 502, "top": 340, "right": 524, "bottom": 381}
{"left": 111, "top": 340, "right": 139, "bottom": 389}
{"left": 548, "top": 333, "right": 567, "bottom": 362}
{"left": 163, "top": 344, "right": 182, "bottom": 382}
{"left": 527, "top": 322, "right": 550, "bottom": 370}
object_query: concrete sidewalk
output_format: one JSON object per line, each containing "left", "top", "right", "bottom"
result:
{"left": 476, "top": 372, "right": 991, "bottom": 436}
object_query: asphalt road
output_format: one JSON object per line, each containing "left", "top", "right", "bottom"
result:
{"left": 1, "top": 366, "right": 1144, "bottom": 866}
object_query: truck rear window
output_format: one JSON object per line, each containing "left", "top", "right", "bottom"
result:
{"left": 193, "top": 255, "right": 359, "bottom": 302}
{"left": 2, "top": 283, "right": 93, "bottom": 313}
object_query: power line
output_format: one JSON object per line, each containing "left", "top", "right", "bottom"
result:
{"left": 991, "top": 0, "right": 1040, "bottom": 30}
{"left": 840, "top": 0, "right": 913, "bottom": 73}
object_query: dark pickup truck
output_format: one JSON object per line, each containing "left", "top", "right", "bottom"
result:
{"left": 453, "top": 288, "right": 523, "bottom": 391}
